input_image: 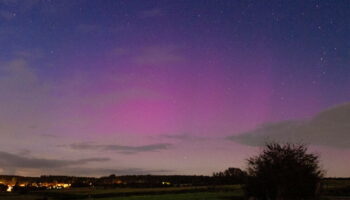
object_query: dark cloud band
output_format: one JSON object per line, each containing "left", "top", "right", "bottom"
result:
{"left": 67, "top": 143, "right": 172, "bottom": 154}
{"left": 229, "top": 103, "right": 350, "bottom": 148}
{"left": 0, "top": 151, "right": 109, "bottom": 169}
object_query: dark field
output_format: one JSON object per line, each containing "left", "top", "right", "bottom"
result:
{"left": 1, "top": 180, "right": 350, "bottom": 200}
{"left": 0, "top": 185, "right": 243, "bottom": 200}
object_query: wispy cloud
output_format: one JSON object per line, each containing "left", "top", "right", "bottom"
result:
{"left": 0, "top": 58, "right": 37, "bottom": 84}
{"left": 228, "top": 102, "right": 350, "bottom": 148}
{"left": 159, "top": 133, "right": 208, "bottom": 141}
{"left": 113, "top": 47, "right": 129, "bottom": 56}
{"left": 40, "top": 133, "right": 59, "bottom": 138}
{"left": 0, "top": 0, "right": 40, "bottom": 11}
{"left": 57, "top": 167, "right": 173, "bottom": 176}
{"left": 0, "top": 151, "right": 173, "bottom": 176}
{"left": 0, "top": 151, "right": 110, "bottom": 169}
{"left": 0, "top": 0, "right": 79, "bottom": 16}
{"left": 0, "top": 49, "right": 46, "bottom": 90}
{"left": 139, "top": 8, "right": 163, "bottom": 18}
{"left": 134, "top": 45, "right": 184, "bottom": 66}
{"left": 66, "top": 142, "right": 172, "bottom": 154}
{"left": 76, "top": 24, "right": 99, "bottom": 33}
{"left": 0, "top": 50, "right": 56, "bottom": 141}
{"left": 0, "top": 151, "right": 174, "bottom": 176}
{"left": 0, "top": 10, "right": 16, "bottom": 20}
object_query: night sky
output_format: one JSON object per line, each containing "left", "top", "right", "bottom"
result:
{"left": 0, "top": 0, "right": 350, "bottom": 177}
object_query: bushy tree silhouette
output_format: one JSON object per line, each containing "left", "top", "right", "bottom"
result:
{"left": 213, "top": 167, "right": 247, "bottom": 184}
{"left": 0, "top": 184, "right": 7, "bottom": 192}
{"left": 245, "top": 143, "right": 323, "bottom": 200}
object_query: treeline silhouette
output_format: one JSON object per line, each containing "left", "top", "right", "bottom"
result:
{"left": 0, "top": 169, "right": 246, "bottom": 190}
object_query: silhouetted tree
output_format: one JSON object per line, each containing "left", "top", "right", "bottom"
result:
{"left": 213, "top": 167, "right": 247, "bottom": 184}
{"left": 245, "top": 143, "right": 323, "bottom": 200}
{"left": 0, "top": 184, "right": 7, "bottom": 192}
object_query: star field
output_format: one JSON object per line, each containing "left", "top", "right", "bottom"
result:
{"left": 0, "top": 0, "right": 349, "bottom": 176}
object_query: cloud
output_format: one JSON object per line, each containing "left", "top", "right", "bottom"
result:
{"left": 0, "top": 50, "right": 46, "bottom": 93}
{"left": 139, "top": 8, "right": 163, "bottom": 18}
{"left": 113, "top": 47, "right": 129, "bottom": 56}
{"left": 0, "top": 0, "right": 78, "bottom": 16}
{"left": 0, "top": 26, "right": 13, "bottom": 39}
{"left": 161, "top": 133, "right": 193, "bottom": 140}
{"left": 159, "top": 133, "right": 208, "bottom": 141}
{"left": 66, "top": 142, "right": 172, "bottom": 154}
{"left": 0, "top": 56, "right": 50, "bottom": 108}
{"left": 0, "top": 58, "right": 37, "bottom": 85}
{"left": 40, "top": 133, "right": 59, "bottom": 138}
{"left": 0, "top": 10, "right": 16, "bottom": 20}
{"left": 76, "top": 24, "right": 99, "bottom": 33}
{"left": 0, "top": 51, "right": 56, "bottom": 140}
{"left": 228, "top": 102, "right": 350, "bottom": 148}
{"left": 0, "top": 151, "right": 110, "bottom": 169}
{"left": 0, "top": 151, "right": 171, "bottom": 176}
{"left": 76, "top": 23, "right": 128, "bottom": 35}
{"left": 0, "top": 0, "right": 39, "bottom": 10}
{"left": 14, "top": 49, "right": 43, "bottom": 60}
{"left": 77, "top": 87, "right": 165, "bottom": 109}
{"left": 134, "top": 45, "right": 184, "bottom": 66}
{"left": 56, "top": 167, "right": 173, "bottom": 176}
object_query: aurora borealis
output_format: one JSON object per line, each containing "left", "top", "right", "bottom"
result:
{"left": 0, "top": 0, "right": 350, "bottom": 177}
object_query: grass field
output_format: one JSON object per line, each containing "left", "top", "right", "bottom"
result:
{"left": 98, "top": 191, "right": 243, "bottom": 200}
{"left": 0, "top": 185, "right": 243, "bottom": 200}
{"left": 1, "top": 180, "right": 350, "bottom": 200}
{"left": 0, "top": 192, "right": 243, "bottom": 200}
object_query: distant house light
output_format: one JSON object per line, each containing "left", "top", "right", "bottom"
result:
{"left": 7, "top": 185, "right": 13, "bottom": 192}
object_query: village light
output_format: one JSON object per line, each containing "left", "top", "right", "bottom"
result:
{"left": 6, "top": 185, "right": 13, "bottom": 192}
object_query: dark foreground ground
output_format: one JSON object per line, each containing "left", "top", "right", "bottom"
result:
{"left": 1, "top": 179, "right": 350, "bottom": 200}
{"left": 0, "top": 185, "right": 244, "bottom": 200}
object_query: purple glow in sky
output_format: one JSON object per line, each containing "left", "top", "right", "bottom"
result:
{"left": 0, "top": 0, "right": 350, "bottom": 177}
